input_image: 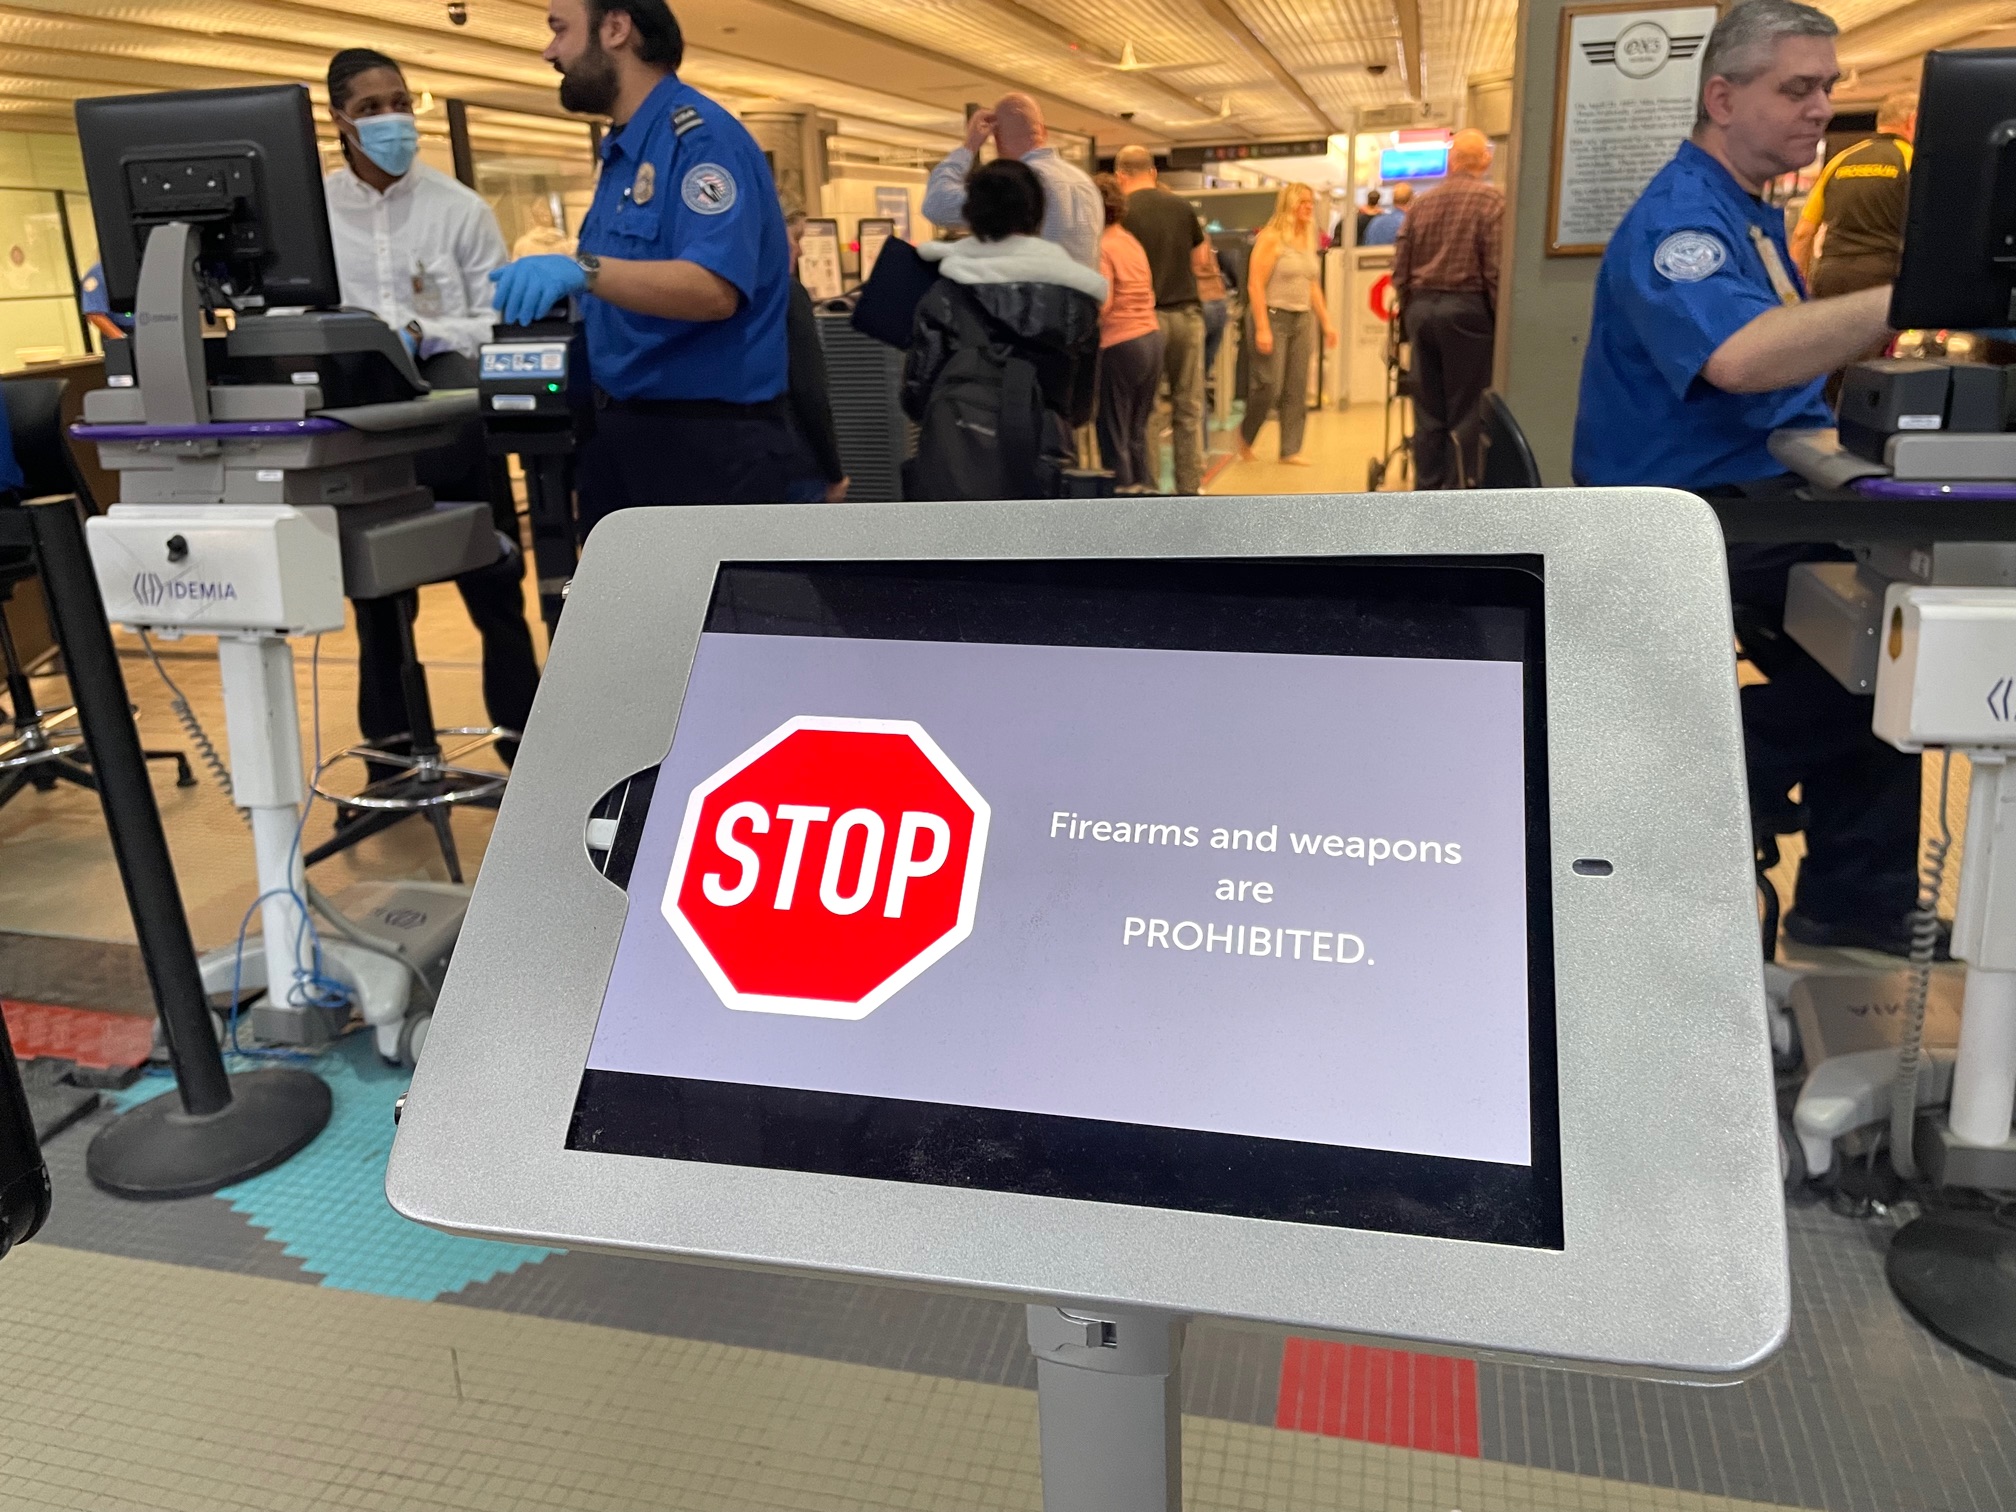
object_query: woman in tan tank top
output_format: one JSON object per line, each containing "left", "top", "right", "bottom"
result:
{"left": 1238, "top": 183, "right": 1337, "bottom": 466}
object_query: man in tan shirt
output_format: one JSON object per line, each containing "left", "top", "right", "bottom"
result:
{"left": 1392, "top": 130, "right": 1504, "bottom": 488}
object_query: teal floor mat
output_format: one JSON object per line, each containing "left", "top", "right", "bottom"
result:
{"left": 115, "top": 1037, "right": 557, "bottom": 1301}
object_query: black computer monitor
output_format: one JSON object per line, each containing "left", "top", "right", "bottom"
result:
{"left": 75, "top": 85, "right": 340, "bottom": 315}
{"left": 1891, "top": 47, "right": 2016, "bottom": 331}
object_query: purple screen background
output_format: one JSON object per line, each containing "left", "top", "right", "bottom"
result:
{"left": 584, "top": 632, "right": 1535, "bottom": 1166}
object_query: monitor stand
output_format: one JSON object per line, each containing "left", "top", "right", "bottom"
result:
{"left": 1027, "top": 1304, "right": 1186, "bottom": 1512}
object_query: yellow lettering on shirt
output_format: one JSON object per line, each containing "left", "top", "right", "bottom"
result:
{"left": 1832, "top": 163, "right": 1899, "bottom": 180}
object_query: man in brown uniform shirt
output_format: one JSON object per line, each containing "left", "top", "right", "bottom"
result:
{"left": 1791, "top": 90, "right": 1914, "bottom": 297}
{"left": 1392, "top": 129, "right": 1504, "bottom": 489}
{"left": 1790, "top": 91, "right": 1912, "bottom": 399}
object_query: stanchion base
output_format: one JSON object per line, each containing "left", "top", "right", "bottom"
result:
{"left": 1887, "top": 1209, "right": 2016, "bottom": 1377}
{"left": 86, "top": 1069, "right": 332, "bottom": 1200}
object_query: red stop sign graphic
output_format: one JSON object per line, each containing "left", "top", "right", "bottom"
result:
{"left": 663, "top": 717, "right": 990, "bottom": 1018}
{"left": 1368, "top": 273, "right": 1397, "bottom": 322}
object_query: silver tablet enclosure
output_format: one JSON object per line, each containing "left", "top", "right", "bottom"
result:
{"left": 386, "top": 490, "right": 1786, "bottom": 1381}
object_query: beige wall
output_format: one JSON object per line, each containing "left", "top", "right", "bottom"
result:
{"left": 1494, "top": 0, "right": 1598, "bottom": 486}
{"left": 0, "top": 131, "right": 92, "bottom": 372}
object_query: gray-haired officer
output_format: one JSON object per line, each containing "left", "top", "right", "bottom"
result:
{"left": 490, "top": 0, "right": 795, "bottom": 534}
{"left": 1575, "top": 0, "right": 1921, "bottom": 957}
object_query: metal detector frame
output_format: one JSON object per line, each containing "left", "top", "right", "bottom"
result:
{"left": 388, "top": 490, "right": 1786, "bottom": 1382}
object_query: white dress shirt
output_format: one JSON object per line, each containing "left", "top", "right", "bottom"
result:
{"left": 323, "top": 163, "right": 509, "bottom": 361}
{"left": 921, "top": 146, "right": 1104, "bottom": 272}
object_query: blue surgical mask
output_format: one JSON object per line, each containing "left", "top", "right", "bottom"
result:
{"left": 347, "top": 113, "right": 419, "bottom": 177}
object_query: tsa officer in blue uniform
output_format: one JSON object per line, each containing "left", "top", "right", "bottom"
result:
{"left": 0, "top": 385, "right": 20, "bottom": 499}
{"left": 1574, "top": 0, "right": 1920, "bottom": 956}
{"left": 491, "top": 0, "right": 794, "bottom": 534}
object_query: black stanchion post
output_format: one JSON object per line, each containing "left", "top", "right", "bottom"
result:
{"left": 0, "top": 1006, "right": 50, "bottom": 1257}
{"left": 23, "top": 494, "right": 330, "bottom": 1198}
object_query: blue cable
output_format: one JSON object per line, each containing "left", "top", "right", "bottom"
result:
{"left": 219, "top": 634, "right": 357, "bottom": 1060}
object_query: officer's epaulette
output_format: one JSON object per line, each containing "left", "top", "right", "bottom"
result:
{"left": 672, "top": 106, "right": 703, "bottom": 137}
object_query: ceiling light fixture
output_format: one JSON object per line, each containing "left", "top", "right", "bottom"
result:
{"left": 1095, "top": 41, "right": 1173, "bottom": 73}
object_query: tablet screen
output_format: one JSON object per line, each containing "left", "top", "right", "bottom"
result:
{"left": 568, "top": 559, "right": 1560, "bottom": 1247}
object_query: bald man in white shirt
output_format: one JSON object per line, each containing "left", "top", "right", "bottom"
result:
{"left": 324, "top": 47, "right": 539, "bottom": 762}
{"left": 922, "top": 93, "right": 1102, "bottom": 270}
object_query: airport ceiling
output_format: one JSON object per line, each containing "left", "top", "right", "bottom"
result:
{"left": 0, "top": 0, "right": 2009, "bottom": 161}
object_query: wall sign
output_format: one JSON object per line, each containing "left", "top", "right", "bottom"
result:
{"left": 1547, "top": 2, "right": 1718, "bottom": 255}
{"left": 857, "top": 217, "right": 896, "bottom": 284}
{"left": 873, "top": 186, "right": 911, "bottom": 242}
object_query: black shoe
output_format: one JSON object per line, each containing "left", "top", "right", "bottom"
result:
{"left": 1783, "top": 909, "right": 1952, "bottom": 961}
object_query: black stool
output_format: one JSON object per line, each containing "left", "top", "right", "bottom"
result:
{"left": 1, "top": 376, "right": 193, "bottom": 810}
{"left": 305, "top": 592, "right": 513, "bottom": 883}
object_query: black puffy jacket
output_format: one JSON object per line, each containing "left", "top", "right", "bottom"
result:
{"left": 901, "top": 277, "right": 1102, "bottom": 429}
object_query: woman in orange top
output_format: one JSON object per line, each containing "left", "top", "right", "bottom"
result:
{"left": 1094, "top": 173, "right": 1165, "bottom": 493}
{"left": 1193, "top": 226, "right": 1231, "bottom": 455}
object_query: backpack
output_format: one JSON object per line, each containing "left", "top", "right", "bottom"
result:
{"left": 904, "top": 287, "right": 1061, "bottom": 501}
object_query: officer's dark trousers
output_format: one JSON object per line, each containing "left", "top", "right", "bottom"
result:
{"left": 355, "top": 351, "right": 540, "bottom": 753}
{"left": 1403, "top": 290, "right": 1494, "bottom": 490}
{"left": 576, "top": 398, "right": 799, "bottom": 537}
{"left": 1725, "top": 535, "right": 1921, "bottom": 929}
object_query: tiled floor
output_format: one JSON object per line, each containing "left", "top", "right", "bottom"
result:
{"left": 4, "top": 1244, "right": 1832, "bottom": 1512}
{"left": 7, "top": 417, "right": 2016, "bottom": 1509}
{"left": 19, "top": 967, "right": 2016, "bottom": 1511}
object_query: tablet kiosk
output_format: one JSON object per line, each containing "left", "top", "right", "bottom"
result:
{"left": 389, "top": 492, "right": 1785, "bottom": 1501}
{"left": 857, "top": 215, "right": 897, "bottom": 283}
{"left": 796, "top": 216, "right": 844, "bottom": 300}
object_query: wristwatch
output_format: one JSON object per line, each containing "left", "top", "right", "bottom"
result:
{"left": 575, "top": 253, "right": 601, "bottom": 293}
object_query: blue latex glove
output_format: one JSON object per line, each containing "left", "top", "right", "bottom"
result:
{"left": 489, "top": 255, "right": 589, "bottom": 327}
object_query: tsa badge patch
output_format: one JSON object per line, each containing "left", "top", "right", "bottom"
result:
{"left": 1652, "top": 231, "right": 1727, "bottom": 283}
{"left": 681, "top": 163, "right": 737, "bottom": 216}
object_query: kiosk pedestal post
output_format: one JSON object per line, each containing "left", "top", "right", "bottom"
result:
{"left": 1870, "top": 721, "right": 2016, "bottom": 1370}
{"left": 1025, "top": 1304, "right": 1185, "bottom": 1512}
{"left": 1884, "top": 746, "right": 2016, "bottom": 1374}
{"left": 1949, "top": 759, "right": 2016, "bottom": 1148}
{"left": 216, "top": 632, "right": 318, "bottom": 994}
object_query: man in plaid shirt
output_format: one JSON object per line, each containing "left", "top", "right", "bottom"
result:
{"left": 1392, "top": 130, "right": 1504, "bottom": 489}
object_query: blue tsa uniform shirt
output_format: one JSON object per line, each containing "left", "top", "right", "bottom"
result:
{"left": 0, "top": 384, "right": 20, "bottom": 495}
{"left": 1573, "top": 140, "right": 1830, "bottom": 491}
{"left": 577, "top": 76, "right": 789, "bottom": 404}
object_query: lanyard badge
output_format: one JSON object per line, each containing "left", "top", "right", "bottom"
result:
{"left": 1747, "top": 225, "right": 1803, "bottom": 307}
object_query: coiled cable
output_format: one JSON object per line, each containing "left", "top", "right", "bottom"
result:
{"left": 1891, "top": 749, "right": 1956, "bottom": 1182}
{"left": 137, "top": 630, "right": 234, "bottom": 798}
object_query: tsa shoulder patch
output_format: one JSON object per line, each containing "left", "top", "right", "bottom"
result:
{"left": 672, "top": 105, "right": 703, "bottom": 138}
{"left": 681, "top": 163, "right": 737, "bottom": 216}
{"left": 1652, "top": 230, "right": 1727, "bottom": 283}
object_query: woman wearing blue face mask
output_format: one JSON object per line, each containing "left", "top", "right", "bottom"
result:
{"left": 324, "top": 47, "right": 541, "bottom": 768}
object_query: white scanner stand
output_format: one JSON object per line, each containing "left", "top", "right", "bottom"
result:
{"left": 1867, "top": 583, "right": 2016, "bottom": 1372}
{"left": 77, "top": 221, "right": 498, "bottom": 1061}
{"left": 1763, "top": 425, "right": 2016, "bottom": 1370}
{"left": 1873, "top": 586, "right": 2016, "bottom": 1174}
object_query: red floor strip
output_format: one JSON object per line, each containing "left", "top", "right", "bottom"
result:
{"left": 2, "top": 997, "right": 154, "bottom": 1070}
{"left": 1275, "top": 1338, "right": 1480, "bottom": 1457}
